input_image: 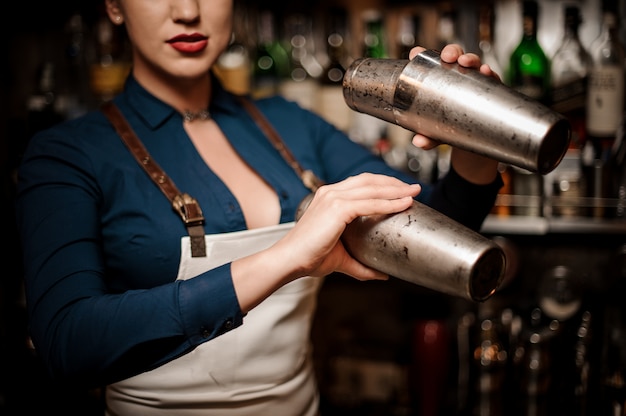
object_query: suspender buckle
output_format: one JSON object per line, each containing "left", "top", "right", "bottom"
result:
{"left": 172, "top": 193, "right": 205, "bottom": 226}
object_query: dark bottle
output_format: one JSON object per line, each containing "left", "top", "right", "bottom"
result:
{"left": 348, "top": 9, "right": 389, "bottom": 149}
{"left": 396, "top": 12, "right": 421, "bottom": 60}
{"left": 513, "top": 309, "right": 559, "bottom": 416}
{"left": 600, "top": 306, "right": 626, "bottom": 415}
{"left": 582, "top": 4, "right": 624, "bottom": 218}
{"left": 580, "top": 138, "right": 612, "bottom": 218}
{"left": 585, "top": 7, "right": 625, "bottom": 146}
{"left": 610, "top": 116, "right": 626, "bottom": 218}
{"left": 478, "top": 2, "right": 503, "bottom": 77}
{"left": 507, "top": 0, "right": 551, "bottom": 105}
{"left": 320, "top": 8, "right": 350, "bottom": 82}
{"left": 471, "top": 317, "right": 508, "bottom": 416}
{"left": 315, "top": 7, "right": 352, "bottom": 132}
{"left": 550, "top": 6, "right": 592, "bottom": 149}
{"left": 89, "top": 15, "right": 131, "bottom": 104}
{"left": 572, "top": 311, "right": 592, "bottom": 416}
{"left": 62, "top": 11, "right": 93, "bottom": 119}
{"left": 26, "top": 61, "right": 65, "bottom": 140}
{"left": 279, "top": 12, "right": 321, "bottom": 110}
{"left": 252, "top": 10, "right": 289, "bottom": 99}
{"left": 436, "top": 5, "right": 464, "bottom": 52}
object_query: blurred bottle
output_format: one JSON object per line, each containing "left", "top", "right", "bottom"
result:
{"left": 396, "top": 11, "right": 421, "bottom": 60}
{"left": 214, "top": 3, "right": 252, "bottom": 96}
{"left": 215, "top": 36, "right": 251, "bottom": 96}
{"left": 89, "top": 15, "right": 131, "bottom": 104}
{"left": 507, "top": 0, "right": 551, "bottom": 105}
{"left": 610, "top": 117, "right": 626, "bottom": 218}
{"left": 315, "top": 7, "right": 353, "bottom": 132}
{"left": 550, "top": 5, "right": 592, "bottom": 149}
{"left": 600, "top": 306, "right": 626, "bottom": 415}
{"left": 383, "top": 11, "right": 426, "bottom": 173}
{"left": 513, "top": 309, "right": 559, "bottom": 416}
{"left": 538, "top": 265, "right": 583, "bottom": 324}
{"left": 252, "top": 10, "right": 289, "bottom": 99}
{"left": 580, "top": 138, "right": 612, "bottom": 218}
{"left": 471, "top": 316, "right": 508, "bottom": 416}
{"left": 279, "top": 12, "right": 322, "bottom": 110}
{"left": 348, "top": 9, "right": 389, "bottom": 149}
{"left": 26, "top": 61, "right": 65, "bottom": 140}
{"left": 491, "top": 163, "right": 513, "bottom": 217}
{"left": 586, "top": 6, "right": 625, "bottom": 148}
{"left": 546, "top": 6, "right": 591, "bottom": 218}
{"left": 537, "top": 262, "right": 584, "bottom": 407}
{"left": 548, "top": 148, "right": 585, "bottom": 218}
{"left": 572, "top": 311, "right": 593, "bottom": 416}
{"left": 506, "top": 0, "right": 550, "bottom": 217}
{"left": 583, "top": 3, "right": 624, "bottom": 218}
{"left": 362, "top": 9, "right": 388, "bottom": 59}
{"left": 410, "top": 319, "right": 450, "bottom": 416}
{"left": 436, "top": 3, "right": 464, "bottom": 51}
{"left": 512, "top": 166, "right": 544, "bottom": 217}
{"left": 477, "top": 2, "right": 503, "bottom": 77}
{"left": 61, "top": 11, "right": 93, "bottom": 119}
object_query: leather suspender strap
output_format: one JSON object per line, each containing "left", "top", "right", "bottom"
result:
{"left": 235, "top": 96, "right": 325, "bottom": 193}
{"left": 101, "top": 96, "right": 325, "bottom": 257}
{"left": 101, "top": 101, "right": 207, "bottom": 258}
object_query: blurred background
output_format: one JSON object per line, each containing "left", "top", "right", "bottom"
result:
{"left": 2, "top": 0, "right": 626, "bottom": 414}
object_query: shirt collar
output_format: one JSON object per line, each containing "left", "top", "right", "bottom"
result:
{"left": 120, "top": 71, "right": 245, "bottom": 129}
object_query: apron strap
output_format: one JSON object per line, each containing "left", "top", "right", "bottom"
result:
{"left": 235, "top": 96, "right": 324, "bottom": 193}
{"left": 101, "top": 101, "right": 207, "bottom": 258}
{"left": 100, "top": 96, "right": 326, "bottom": 257}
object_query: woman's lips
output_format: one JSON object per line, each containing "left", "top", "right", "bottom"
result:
{"left": 167, "top": 33, "right": 208, "bottom": 53}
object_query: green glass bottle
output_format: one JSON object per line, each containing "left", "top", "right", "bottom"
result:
{"left": 362, "top": 9, "right": 388, "bottom": 59}
{"left": 507, "top": 0, "right": 551, "bottom": 105}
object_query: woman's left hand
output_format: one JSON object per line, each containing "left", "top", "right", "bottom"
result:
{"left": 409, "top": 43, "right": 500, "bottom": 185}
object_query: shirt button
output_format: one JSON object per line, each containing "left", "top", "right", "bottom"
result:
{"left": 224, "top": 319, "right": 234, "bottom": 330}
{"left": 201, "top": 328, "right": 210, "bottom": 338}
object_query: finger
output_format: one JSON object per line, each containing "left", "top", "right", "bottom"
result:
{"left": 339, "top": 260, "right": 390, "bottom": 281}
{"left": 480, "top": 63, "right": 502, "bottom": 81}
{"left": 457, "top": 52, "right": 482, "bottom": 68}
{"left": 301, "top": 175, "right": 420, "bottom": 221}
{"left": 440, "top": 44, "right": 465, "bottom": 63}
{"left": 322, "top": 173, "right": 420, "bottom": 198}
{"left": 310, "top": 190, "right": 417, "bottom": 222}
{"left": 408, "top": 46, "right": 427, "bottom": 60}
{"left": 412, "top": 134, "right": 440, "bottom": 151}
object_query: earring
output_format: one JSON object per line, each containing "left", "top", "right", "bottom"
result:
{"left": 115, "top": 15, "right": 122, "bottom": 23}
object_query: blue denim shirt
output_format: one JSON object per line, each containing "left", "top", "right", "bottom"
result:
{"left": 15, "top": 73, "right": 501, "bottom": 386}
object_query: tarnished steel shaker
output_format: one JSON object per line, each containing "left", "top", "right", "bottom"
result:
{"left": 342, "top": 49, "right": 571, "bottom": 174}
{"left": 296, "top": 196, "right": 506, "bottom": 302}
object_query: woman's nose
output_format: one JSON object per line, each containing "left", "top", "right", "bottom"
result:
{"left": 172, "top": 0, "right": 200, "bottom": 23}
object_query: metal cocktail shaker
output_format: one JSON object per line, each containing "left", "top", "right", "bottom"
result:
{"left": 342, "top": 49, "right": 571, "bottom": 174}
{"left": 296, "top": 196, "right": 506, "bottom": 302}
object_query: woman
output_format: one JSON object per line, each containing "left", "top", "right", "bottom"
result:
{"left": 15, "top": 0, "right": 502, "bottom": 414}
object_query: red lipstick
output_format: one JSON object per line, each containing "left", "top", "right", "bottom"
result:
{"left": 167, "top": 33, "right": 208, "bottom": 53}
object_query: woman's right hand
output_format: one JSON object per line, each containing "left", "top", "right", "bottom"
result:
{"left": 285, "top": 173, "right": 421, "bottom": 279}
{"left": 231, "top": 173, "right": 421, "bottom": 313}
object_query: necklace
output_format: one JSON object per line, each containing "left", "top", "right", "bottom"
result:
{"left": 182, "top": 109, "right": 211, "bottom": 122}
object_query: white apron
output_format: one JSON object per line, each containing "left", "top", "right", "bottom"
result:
{"left": 106, "top": 222, "right": 323, "bottom": 415}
